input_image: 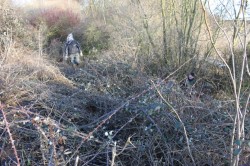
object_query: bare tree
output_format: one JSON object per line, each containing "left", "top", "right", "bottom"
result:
{"left": 200, "top": 0, "right": 250, "bottom": 166}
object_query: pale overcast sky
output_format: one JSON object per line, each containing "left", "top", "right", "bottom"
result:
{"left": 12, "top": 0, "right": 249, "bottom": 19}
{"left": 12, "top": 0, "right": 33, "bottom": 6}
{"left": 207, "top": 0, "right": 250, "bottom": 19}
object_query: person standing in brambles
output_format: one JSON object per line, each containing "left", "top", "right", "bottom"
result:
{"left": 186, "top": 72, "right": 195, "bottom": 87}
{"left": 63, "top": 33, "right": 83, "bottom": 67}
{"left": 185, "top": 72, "right": 196, "bottom": 95}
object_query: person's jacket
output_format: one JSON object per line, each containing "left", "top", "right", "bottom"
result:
{"left": 65, "top": 40, "right": 81, "bottom": 56}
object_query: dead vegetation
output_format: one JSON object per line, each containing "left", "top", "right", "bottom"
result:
{"left": 0, "top": 0, "right": 250, "bottom": 166}
{"left": 1, "top": 55, "right": 249, "bottom": 165}
{"left": 1, "top": 50, "right": 249, "bottom": 165}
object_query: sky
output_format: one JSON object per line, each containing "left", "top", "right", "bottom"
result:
{"left": 11, "top": 0, "right": 249, "bottom": 19}
{"left": 207, "top": 0, "right": 250, "bottom": 19}
{"left": 12, "top": 0, "right": 33, "bottom": 6}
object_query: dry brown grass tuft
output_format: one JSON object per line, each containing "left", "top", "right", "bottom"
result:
{"left": 3, "top": 42, "right": 70, "bottom": 81}
{"left": 0, "top": 38, "right": 72, "bottom": 106}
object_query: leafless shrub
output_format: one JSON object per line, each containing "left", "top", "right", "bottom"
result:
{"left": 0, "top": 1, "right": 249, "bottom": 166}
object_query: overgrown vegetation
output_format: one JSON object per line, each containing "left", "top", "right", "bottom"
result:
{"left": 0, "top": 0, "right": 249, "bottom": 166}
{"left": 28, "top": 8, "right": 80, "bottom": 42}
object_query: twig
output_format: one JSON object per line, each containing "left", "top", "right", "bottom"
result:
{"left": 65, "top": 57, "right": 195, "bottom": 165}
{"left": 111, "top": 136, "right": 135, "bottom": 166}
{"left": 82, "top": 116, "right": 137, "bottom": 166}
{"left": 152, "top": 82, "right": 196, "bottom": 166}
{"left": 0, "top": 104, "right": 20, "bottom": 166}
{"left": 74, "top": 155, "right": 79, "bottom": 166}
{"left": 111, "top": 141, "right": 116, "bottom": 166}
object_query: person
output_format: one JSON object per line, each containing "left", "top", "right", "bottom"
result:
{"left": 63, "top": 33, "right": 83, "bottom": 66}
{"left": 186, "top": 72, "right": 195, "bottom": 88}
{"left": 185, "top": 72, "right": 196, "bottom": 96}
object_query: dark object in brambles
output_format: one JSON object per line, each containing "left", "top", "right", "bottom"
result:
{"left": 180, "top": 72, "right": 196, "bottom": 89}
{"left": 187, "top": 72, "right": 195, "bottom": 85}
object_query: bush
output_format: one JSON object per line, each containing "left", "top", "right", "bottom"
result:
{"left": 70, "top": 20, "right": 111, "bottom": 58}
{"left": 28, "top": 7, "right": 81, "bottom": 43}
{"left": 85, "top": 23, "right": 110, "bottom": 51}
{"left": 0, "top": 0, "right": 25, "bottom": 52}
{"left": 26, "top": 7, "right": 111, "bottom": 59}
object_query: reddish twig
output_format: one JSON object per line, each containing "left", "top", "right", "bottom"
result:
{"left": 0, "top": 104, "right": 20, "bottom": 166}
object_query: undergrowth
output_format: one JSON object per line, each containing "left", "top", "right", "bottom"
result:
{"left": 0, "top": 1, "right": 249, "bottom": 166}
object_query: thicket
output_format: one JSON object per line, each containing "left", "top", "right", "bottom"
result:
{"left": 28, "top": 8, "right": 80, "bottom": 41}
{"left": 0, "top": 0, "right": 249, "bottom": 166}
{"left": 25, "top": 6, "right": 110, "bottom": 60}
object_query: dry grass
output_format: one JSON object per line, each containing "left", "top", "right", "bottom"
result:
{"left": 1, "top": 54, "right": 248, "bottom": 165}
{"left": 0, "top": 0, "right": 70, "bottom": 106}
{"left": 0, "top": 37, "right": 72, "bottom": 105}
{"left": 0, "top": 1, "right": 249, "bottom": 166}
